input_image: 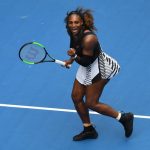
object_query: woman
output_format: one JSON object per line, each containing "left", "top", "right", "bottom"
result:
{"left": 64, "top": 8, "right": 134, "bottom": 141}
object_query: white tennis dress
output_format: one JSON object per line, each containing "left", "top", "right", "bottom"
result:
{"left": 76, "top": 51, "right": 120, "bottom": 85}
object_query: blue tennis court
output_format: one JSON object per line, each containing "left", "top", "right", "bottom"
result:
{"left": 0, "top": 0, "right": 150, "bottom": 149}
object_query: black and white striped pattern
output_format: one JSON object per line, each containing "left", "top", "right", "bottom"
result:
{"left": 84, "top": 65, "right": 92, "bottom": 85}
{"left": 76, "top": 51, "right": 120, "bottom": 86}
{"left": 98, "top": 51, "right": 120, "bottom": 79}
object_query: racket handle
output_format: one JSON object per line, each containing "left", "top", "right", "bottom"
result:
{"left": 55, "top": 59, "right": 71, "bottom": 68}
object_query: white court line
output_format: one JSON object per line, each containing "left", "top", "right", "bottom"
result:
{"left": 0, "top": 103, "right": 150, "bottom": 119}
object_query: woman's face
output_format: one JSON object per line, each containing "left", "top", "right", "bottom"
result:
{"left": 67, "top": 14, "right": 83, "bottom": 36}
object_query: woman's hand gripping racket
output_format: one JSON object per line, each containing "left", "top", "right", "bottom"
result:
{"left": 19, "top": 42, "right": 71, "bottom": 68}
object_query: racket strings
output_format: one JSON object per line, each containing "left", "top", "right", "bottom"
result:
{"left": 20, "top": 43, "right": 47, "bottom": 63}
{"left": 25, "top": 47, "right": 39, "bottom": 60}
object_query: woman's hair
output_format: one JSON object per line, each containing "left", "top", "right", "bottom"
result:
{"left": 65, "top": 7, "right": 97, "bottom": 32}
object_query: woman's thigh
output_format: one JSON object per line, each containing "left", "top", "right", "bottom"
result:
{"left": 71, "top": 79, "right": 86, "bottom": 102}
{"left": 85, "top": 79, "right": 109, "bottom": 103}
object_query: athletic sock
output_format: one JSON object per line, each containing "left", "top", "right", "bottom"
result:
{"left": 116, "top": 112, "right": 122, "bottom": 121}
{"left": 83, "top": 123, "right": 92, "bottom": 127}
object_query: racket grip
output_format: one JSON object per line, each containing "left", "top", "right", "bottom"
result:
{"left": 55, "top": 59, "right": 71, "bottom": 68}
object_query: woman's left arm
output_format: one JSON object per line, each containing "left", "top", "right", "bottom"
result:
{"left": 82, "top": 34, "right": 97, "bottom": 56}
{"left": 74, "top": 35, "right": 98, "bottom": 67}
{"left": 65, "top": 35, "right": 98, "bottom": 67}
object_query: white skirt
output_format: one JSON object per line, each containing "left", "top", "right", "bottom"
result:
{"left": 76, "top": 51, "right": 120, "bottom": 85}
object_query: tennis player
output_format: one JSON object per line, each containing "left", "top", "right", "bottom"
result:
{"left": 64, "top": 8, "right": 134, "bottom": 141}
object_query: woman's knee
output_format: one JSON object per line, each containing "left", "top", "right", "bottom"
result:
{"left": 85, "top": 99, "right": 102, "bottom": 110}
{"left": 71, "top": 92, "right": 83, "bottom": 104}
{"left": 85, "top": 100, "right": 97, "bottom": 110}
{"left": 86, "top": 100, "right": 108, "bottom": 113}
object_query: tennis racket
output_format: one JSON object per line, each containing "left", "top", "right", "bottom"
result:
{"left": 19, "top": 42, "right": 71, "bottom": 68}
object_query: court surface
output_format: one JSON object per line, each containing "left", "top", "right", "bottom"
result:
{"left": 0, "top": 0, "right": 150, "bottom": 150}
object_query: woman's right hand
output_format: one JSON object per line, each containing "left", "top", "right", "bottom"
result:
{"left": 64, "top": 58, "right": 74, "bottom": 68}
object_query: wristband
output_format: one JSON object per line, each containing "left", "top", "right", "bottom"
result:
{"left": 71, "top": 54, "right": 77, "bottom": 59}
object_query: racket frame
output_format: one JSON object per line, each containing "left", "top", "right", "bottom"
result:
{"left": 19, "top": 42, "right": 70, "bottom": 67}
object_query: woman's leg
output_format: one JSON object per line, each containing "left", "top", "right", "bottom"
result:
{"left": 71, "top": 79, "right": 98, "bottom": 141}
{"left": 71, "top": 79, "right": 90, "bottom": 124}
{"left": 85, "top": 79, "right": 119, "bottom": 118}
{"left": 85, "top": 79, "right": 134, "bottom": 138}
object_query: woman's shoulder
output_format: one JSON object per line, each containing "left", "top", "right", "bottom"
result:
{"left": 83, "top": 30, "right": 96, "bottom": 36}
{"left": 82, "top": 30, "right": 97, "bottom": 41}
{"left": 84, "top": 30, "right": 91, "bottom": 33}
{"left": 82, "top": 30, "right": 98, "bottom": 45}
